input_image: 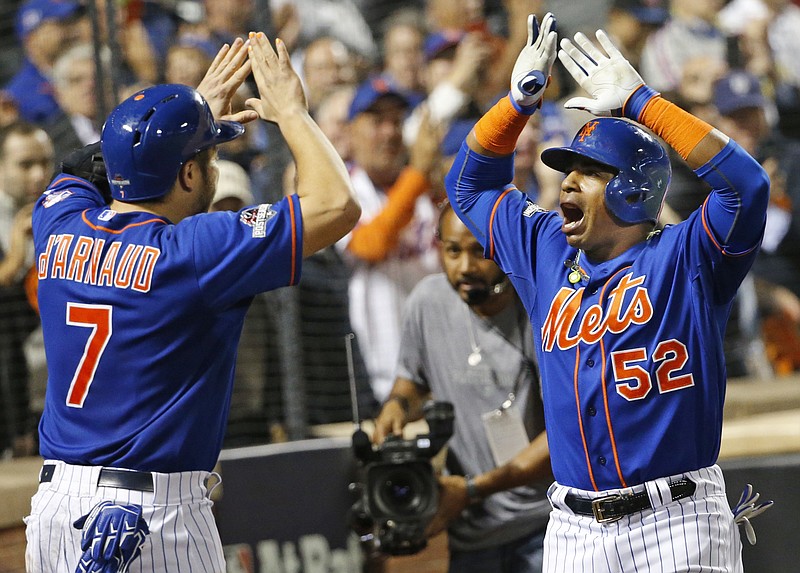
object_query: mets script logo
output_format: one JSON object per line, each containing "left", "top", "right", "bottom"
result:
{"left": 541, "top": 272, "right": 653, "bottom": 351}
{"left": 240, "top": 204, "right": 277, "bottom": 238}
{"left": 577, "top": 121, "right": 599, "bottom": 142}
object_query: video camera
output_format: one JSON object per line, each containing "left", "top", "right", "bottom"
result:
{"left": 348, "top": 401, "right": 455, "bottom": 556}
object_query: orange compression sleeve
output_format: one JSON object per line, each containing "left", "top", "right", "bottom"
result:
{"left": 347, "top": 167, "right": 429, "bottom": 263}
{"left": 638, "top": 96, "right": 713, "bottom": 161}
{"left": 473, "top": 95, "right": 531, "bottom": 155}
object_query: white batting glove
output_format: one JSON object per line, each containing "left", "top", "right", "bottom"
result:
{"left": 559, "top": 30, "right": 650, "bottom": 118}
{"left": 732, "top": 483, "right": 774, "bottom": 546}
{"left": 510, "top": 12, "right": 558, "bottom": 112}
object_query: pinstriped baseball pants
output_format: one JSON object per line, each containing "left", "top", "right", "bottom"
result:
{"left": 543, "top": 465, "right": 742, "bottom": 573}
{"left": 25, "top": 460, "right": 226, "bottom": 573}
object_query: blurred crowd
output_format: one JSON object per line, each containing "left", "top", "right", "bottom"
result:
{"left": 3, "top": 0, "right": 800, "bottom": 458}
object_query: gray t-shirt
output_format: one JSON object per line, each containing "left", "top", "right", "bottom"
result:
{"left": 396, "top": 273, "right": 550, "bottom": 551}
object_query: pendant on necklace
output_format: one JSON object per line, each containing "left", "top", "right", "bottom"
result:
{"left": 568, "top": 270, "right": 582, "bottom": 284}
{"left": 468, "top": 351, "right": 482, "bottom": 366}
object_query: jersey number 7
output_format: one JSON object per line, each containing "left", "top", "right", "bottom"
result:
{"left": 66, "top": 303, "right": 113, "bottom": 408}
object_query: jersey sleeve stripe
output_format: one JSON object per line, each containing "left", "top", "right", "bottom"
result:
{"left": 574, "top": 345, "right": 599, "bottom": 491}
{"left": 288, "top": 195, "right": 299, "bottom": 285}
{"left": 598, "top": 266, "right": 633, "bottom": 489}
{"left": 700, "top": 198, "right": 759, "bottom": 258}
{"left": 81, "top": 210, "right": 168, "bottom": 234}
{"left": 47, "top": 176, "right": 91, "bottom": 190}
{"left": 488, "top": 188, "right": 513, "bottom": 260}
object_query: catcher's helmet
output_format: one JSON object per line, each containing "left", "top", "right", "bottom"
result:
{"left": 101, "top": 84, "right": 244, "bottom": 202}
{"left": 540, "top": 118, "right": 671, "bottom": 224}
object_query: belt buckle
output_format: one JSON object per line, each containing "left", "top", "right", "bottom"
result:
{"left": 591, "top": 494, "right": 623, "bottom": 523}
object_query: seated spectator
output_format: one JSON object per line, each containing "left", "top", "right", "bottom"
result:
{"left": 4, "top": 0, "right": 83, "bottom": 124}
{"left": 48, "top": 44, "right": 105, "bottom": 163}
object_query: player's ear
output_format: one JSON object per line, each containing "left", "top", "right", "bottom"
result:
{"left": 177, "top": 158, "right": 200, "bottom": 193}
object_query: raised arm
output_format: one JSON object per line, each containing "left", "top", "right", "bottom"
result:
{"left": 445, "top": 13, "right": 557, "bottom": 242}
{"left": 195, "top": 37, "right": 258, "bottom": 125}
{"left": 246, "top": 32, "right": 360, "bottom": 257}
{"left": 558, "top": 29, "right": 769, "bottom": 253}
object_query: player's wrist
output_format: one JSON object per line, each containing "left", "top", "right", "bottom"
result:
{"left": 623, "top": 84, "right": 659, "bottom": 122}
{"left": 508, "top": 90, "right": 540, "bottom": 116}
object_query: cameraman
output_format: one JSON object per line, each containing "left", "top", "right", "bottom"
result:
{"left": 373, "top": 201, "right": 552, "bottom": 572}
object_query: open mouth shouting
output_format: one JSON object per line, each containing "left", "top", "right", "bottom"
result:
{"left": 560, "top": 202, "right": 585, "bottom": 235}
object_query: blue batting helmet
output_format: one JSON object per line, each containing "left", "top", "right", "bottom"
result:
{"left": 101, "top": 84, "right": 244, "bottom": 202}
{"left": 540, "top": 118, "right": 671, "bottom": 224}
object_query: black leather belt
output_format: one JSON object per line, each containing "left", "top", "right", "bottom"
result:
{"left": 564, "top": 478, "right": 696, "bottom": 523}
{"left": 40, "top": 464, "right": 155, "bottom": 492}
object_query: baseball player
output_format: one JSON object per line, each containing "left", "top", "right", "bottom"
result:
{"left": 445, "top": 12, "right": 769, "bottom": 572}
{"left": 25, "top": 33, "right": 360, "bottom": 573}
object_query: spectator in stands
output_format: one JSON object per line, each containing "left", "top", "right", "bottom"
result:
{"left": 203, "top": 0, "right": 255, "bottom": 47}
{"left": 639, "top": 0, "right": 728, "bottom": 95}
{"left": 301, "top": 36, "right": 357, "bottom": 113}
{"left": 0, "top": 123, "right": 54, "bottom": 283}
{"left": 605, "top": 0, "right": 669, "bottom": 69}
{"left": 338, "top": 77, "right": 442, "bottom": 402}
{"left": 0, "top": 121, "right": 54, "bottom": 458}
{"left": 4, "top": 0, "right": 83, "bottom": 124}
{"left": 373, "top": 201, "right": 551, "bottom": 572}
{"left": 48, "top": 44, "right": 104, "bottom": 163}
{"left": 315, "top": 85, "right": 356, "bottom": 162}
{"left": 423, "top": 0, "right": 539, "bottom": 108}
{"left": 402, "top": 27, "right": 490, "bottom": 145}
{"left": 709, "top": 69, "right": 800, "bottom": 373}
{"left": 165, "top": 43, "right": 213, "bottom": 90}
{"left": 271, "top": 0, "right": 377, "bottom": 71}
{"left": 379, "top": 9, "right": 428, "bottom": 107}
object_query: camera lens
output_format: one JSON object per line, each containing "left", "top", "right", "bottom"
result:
{"left": 369, "top": 464, "right": 434, "bottom": 518}
{"left": 384, "top": 474, "right": 416, "bottom": 508}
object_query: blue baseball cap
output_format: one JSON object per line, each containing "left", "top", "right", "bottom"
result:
{"left": 713, "top": 70, "right": 766, "bottom": 115}
{"left": 16, "top": 0, "right": 80, "bottom": 40}
{"left": 424, "top": 30, "right": 466, "bottom": 62}
{"left": 348, "top": 76, "right": 410, "bottom": 121}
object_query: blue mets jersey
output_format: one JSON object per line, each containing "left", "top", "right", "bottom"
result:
{"left": 33, "top": 175, "right": 302, "bottom": 472}
{"left": 446, "top": 141, "right": 769, "bottom": 491}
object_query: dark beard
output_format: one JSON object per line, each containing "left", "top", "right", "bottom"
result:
{"left": 464, "top": 287, "right": 491, "bottom": 306}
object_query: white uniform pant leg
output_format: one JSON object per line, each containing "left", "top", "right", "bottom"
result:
{"left": 25, "top": 461, "right": 226, "bottom": 573}
{"left": 542, "top": 466, "right": 743, "bottom": 573}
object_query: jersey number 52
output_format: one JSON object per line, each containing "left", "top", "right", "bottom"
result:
{"left": 611, "top": 339, "right": 695, "bottom": 401}
{"left": 65, "top": 302, "right": 112, "bottom": 408}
